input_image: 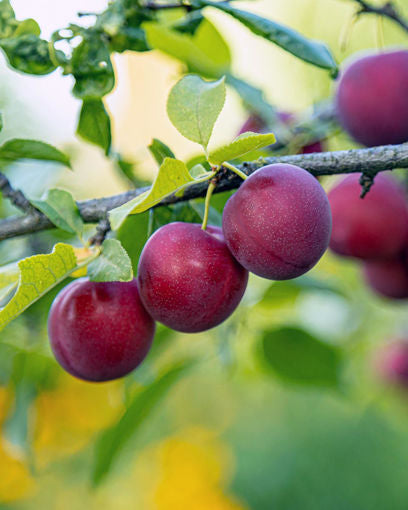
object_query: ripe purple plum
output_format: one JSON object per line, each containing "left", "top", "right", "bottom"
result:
{"left": 363, "top": 258, "right": 408, "bottom": 300}
{"left": 237, "top": 114, "right": 266, "bottom": 136}
{"left": 336, "top": 50, "right": 408, "bottom": 147}
{"left": 328, "top": 173, "right": 408, "bottom": 260}
{"left": 137, "top": 223, "right": 248, "bottom": 333}
{"left": 48, "top": 278, "right": 155, "bottom": 382}
{"left": 300, "top": 140, "right": 324, "bottom": 154}
{"left": 222, "top": 164, "right": 332, "bottom": 280}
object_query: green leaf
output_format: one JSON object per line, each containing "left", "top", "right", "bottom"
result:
{"left": 148, "top": 138, "right": 175, "bottom": 166}
{"left": 0, "top": 0, "right": 59, "bottom": 75}
{"left": 209, "top": 132, "right": 275, "bottom": 165}
{"left": 258, "top": 281, "right": 302, "bottom": 307}
{"left": 113, "top": 153, "right": 142, "bottom": 186}
{"left": 109, "top": 157, "right": 213, "bottom": 230}
{"left": 0, "top": 139, "right": 71, "bottom": 167}
{"left": 0, "top": 0, "right": 18, "bottom": 38}
{"left": 0, "top": 35, "right": 57, "bottom": 75}
{"left": 0, "top": 243, "right": 79, "bottom": 332}
{"left": 116, "top": 212, "right": 150, "bottom": 272}
{"left": 92, "top": 361, "right": 193, "bottom": 487}
{"left": 260, "top": 326, "right": 341, "bottom": 388}
{"left": 199, "top": 1, "right": 337, "bottom": 72}
{"left": 148, "top": 202, "right": 203, "bottom": 236}
{"left": 71, "top": 32, "right": 115, "bottom": 99}
{"left": 95, "top": 1, "right": 126, "bottom": 37}
{"left": 226, "top": 74, "right": 277, "bottom": 125}
{"left": 189, "top": 163, "right": 208, "bottom": 178}
{"left": 14, "top": 18, "right": 40, "bottom": 37}
{"left": 190, "top": 16, "right": 231, "bottom": 73}
{"left": 87, "top": 239, "right": 133, "bottom": 282}
{"left": 4, "top": 351, "right": 56, "bottom": 453}
{"left": 0, "top": 261, "right": 19, "bottom": 303}
{"left": 172, "top": 11, "right": 204, "bottom": 35}
{"left": 167, "top": 75, "right": 226, "bottom": 149}
{"left": 3, "top": 379, "right": 36, "bottom": 453}
{"left": 31, "top": 189, "right": 84, "bottom": 237}
{"left": 97, "top": 0, "right": 150, "bottom": 53}
{"left": 111, "top": 26, "right": 150, "bottom": 53}
{"left": 144, "top": 19, "right": 231, "bottom": 78}
{"left": 77, "top": 99, "right": 112, "bottom": 155}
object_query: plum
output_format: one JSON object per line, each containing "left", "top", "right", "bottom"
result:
{"left": 328, "top": 173, "right": 408, "bottom": 260}
{"left": 336, "top": 50, "right": 408, "bottom": 146}
{"left": 48, "top": 278, "right": 155, "bottom": 382}
{"left": 363, "top": 258, "right": 408, "bottom": 300}
{"left": 222, "top": 164, "right": 332, "bottom": 280}
{"left": 137, "top": 223, "right": 248, "bottom": 333}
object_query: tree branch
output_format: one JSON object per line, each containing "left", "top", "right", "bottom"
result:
{"left": 1, "top": 143, "right": 408, "bottom": 241}
{"left": 0, "top": 172, "right": 38, "bottom": 215}
{"left": 354, "top": 0, "right": 408, "bottom": 33}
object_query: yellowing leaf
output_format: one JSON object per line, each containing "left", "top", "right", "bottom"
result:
{"left": 0, "top": 262, "right": 19, "bottom": 302}
{"left": 109, "top": 157, "right": 213, "bottom": 230}
{"left": 0, "top": 244, "right": 78, "bottom": 332}
{"left": 209, "top": 132, "right": 276, "bottom": 165}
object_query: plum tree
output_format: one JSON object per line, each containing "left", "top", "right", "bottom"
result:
{"left": 336, "top": 50, "right": 408, "bottom": 147}
{"left": 222, "top": 164, "right": 332, "bottom": 280}
{"left": 363, "top": 258, "right": 408, "bottom": 300}
{"left": 48, "top": 278, "right": 155, "bottom": 382}
{"left": 328, "top": 173, "right": 408, "bottom": 260}
{"left": 137, "top": 223, "right": 248, "bottom": 333}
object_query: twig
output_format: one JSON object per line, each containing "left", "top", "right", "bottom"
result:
{"left": 1, "top": 143, "right": 408, "bottom": 241}
{"left": 0, "top": 172, "right": 37, "bottom": 215}
{"left": 354, "top": 0, "right": 408, "bottom": 33}
{"left": 89, "top": 216, "right": 111, "bottom": 246}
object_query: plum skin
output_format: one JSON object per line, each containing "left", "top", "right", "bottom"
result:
{"left": 336, "top": 50, "right": 408, "bottom": 147}
{"left": 137, "top": 223, "right": 248, "bottom": 333}
{"left": 328, "top": 173, "right": 408, "bottom": 260}
{"left": 363, "top": 258, "right": 408, "bottom": 300}
{"left": 222, "top": 164, "right": 332, "bottom": 280}
{"left": 48, "top": 278, "right": 155, "bottom": 382}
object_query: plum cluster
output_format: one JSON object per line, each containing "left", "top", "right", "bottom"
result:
{"left": 330, "top": 49, "right": 408, "bottom": 300}
{"left": 332, "top": 49, "right": 408, "bottom": 389}
{"left": 329, "top": 173, "right": 408, "bottom": 299}
{"left": 48, "top": 164, "right": 332, "bottom": 382}
{"left": 47, "top": 49, "right": 408, "bottom": 383}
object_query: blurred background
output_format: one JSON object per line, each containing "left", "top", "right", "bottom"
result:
{"left": 2, "top": 0, "right": 408, "bottom": 508}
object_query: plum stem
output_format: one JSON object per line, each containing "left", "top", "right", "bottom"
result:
{"left": 201, "top": 180, "right": 217, "bottom": 231}
{"left": 222, "top": 162, "right": 248, "bottom": 181}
